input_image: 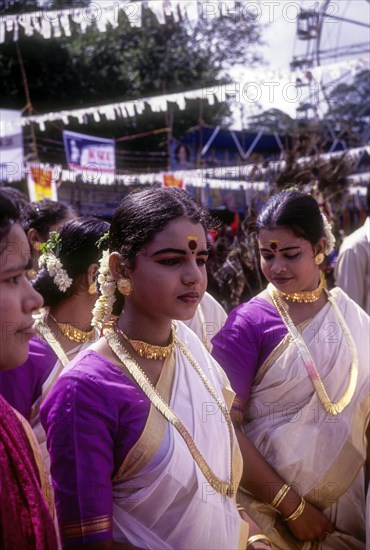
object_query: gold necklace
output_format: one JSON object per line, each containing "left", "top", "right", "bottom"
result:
{"left": 115, "top": 323, "right": 174, "bottom": 360}
{"left": 49, "top": 314, "right": 96, "bottom": 344}
{"left": 104, "top": 323, "right": 235, "bottom": 497}
{"left": 279, "top": 272, "right": 325, "bottom": 303}
{"left": 268, "top": 285, "right": 358, "bottom": 415}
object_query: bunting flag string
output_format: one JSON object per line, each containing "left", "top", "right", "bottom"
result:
{"left": 0, "top": 0, "right": 225, "bottom": 44}
{"left": 1, "top": 54, "right": 368, "bottom": 134}
{"left": 0, "top": 85, "right": 234, "bottom": 133}
{"left": 4, "top": 145, "right": 369, "bottom": 186}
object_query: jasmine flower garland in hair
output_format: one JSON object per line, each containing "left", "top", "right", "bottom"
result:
{"left": 38, "top": 232, "right": 73, "bottom": 292}
{"left": 321, "top": 213, "right": 336, "bottom": 255}
{"left": 91, "top": 249, "right": 116, "bottom": 328}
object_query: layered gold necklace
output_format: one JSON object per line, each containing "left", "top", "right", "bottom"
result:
{"left": 115, "top": 323, "right": 174, "bottom": 360}
{"left": 268, "top": 285, "right": 358, "bottom": 416}
{"left": 104, "top": 322, "right": 235, "bottom": 497}
{"left": 279, "top": 272, "right": 325, "bottom": 303}
{"left": 49, "top": 314, "right": 96, "bottom": 344}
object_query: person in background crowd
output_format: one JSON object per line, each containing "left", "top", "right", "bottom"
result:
{"left": 24, "top": 198, "right": 75, "bottom": 273}
{"left": 184, "top": 290, "right": 227, "bottom": 351}
{"left": 0, "top": 217, "right": 109, "bottom": 469}
{"left": 0, "top": 189, "right": 58, "bottom": 549}
{"left": 0, "top": 186, "right": 29, "bottom": 220}
{"left": 335, "top": 185, "right": 370, "bottom": 315}
{"left": 41, "top": 187, "right": 269, "bottom": 550}
{"left": 212, "top": 189, "right": 370, "bottom": 548}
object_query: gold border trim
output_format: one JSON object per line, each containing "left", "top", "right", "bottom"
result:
{"left": 62, "top": 515, "right": 111, "bottom": 539}
{"left": 113, "top": 352, "right": 176, "bottom": 481}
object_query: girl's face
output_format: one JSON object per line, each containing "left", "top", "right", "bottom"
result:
{"left": 0, "top": 223, "right": 43, "bottom": 370}
{"left": 125, "top": 217, "right": 208, "bottom": 324}
{"left": 258, "top": 226, "right": 323, "bottom": 293}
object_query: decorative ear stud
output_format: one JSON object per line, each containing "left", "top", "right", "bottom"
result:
{"left": 117, "top": 278, "right": 133, "bottom": 296}
{"left": 315, "top": 252, "right": 325, "bottom": 265}
{"left": 88, "top": 282, "right": 97, "bottom": 295}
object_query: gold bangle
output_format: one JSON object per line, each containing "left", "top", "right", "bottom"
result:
{"left": 270, "top": 483, "right": 291, "bottom": 509}
{"left": 283, "top": 497, "right": 306, "bottom": 522}
{"left": 247, "top": 534, "right": 272, "bottom": 547}
{"left": 237, "top": 503, "right": 245, "bottom": 512}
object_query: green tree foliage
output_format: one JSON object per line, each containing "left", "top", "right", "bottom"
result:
{"left": 0, "top": 0, "right": 40, "bottom": 14}
{"left": 0, "top": 1, "right": 263, "bottom": 167}
{"left": 325, "top": 69, "right": 370, "bottom": 146}
{"left": 246, "top": 108, "right": 295, "bottom": 134}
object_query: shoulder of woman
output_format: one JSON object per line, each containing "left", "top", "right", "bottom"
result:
{"left": 227, "top": 295, "right": 274, "bottom": 326}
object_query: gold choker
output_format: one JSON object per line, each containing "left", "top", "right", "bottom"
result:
{"left": 115, "top": 323, "right": 174, "bottom": 360}
{"left": 279, "top": 272, "right": 325, "bottom": 303}
{"left": 49, "top": 315, "right": 96, "bottom": 344}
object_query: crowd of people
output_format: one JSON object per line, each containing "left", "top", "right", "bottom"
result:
{"left": 0, "top": 183, "right": 369, "bottom": 550}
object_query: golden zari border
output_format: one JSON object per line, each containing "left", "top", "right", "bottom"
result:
{"left": 268, "top": 285, "right": 358, "bottom": 416}
{"left": 62, "top": 515, "right": 111, "bottom": 539}
{"left": 113, "top": 352, "right": 175, "bottom": 482}
{"left": 30, "top": 316, "right": 70, "bottom": 420}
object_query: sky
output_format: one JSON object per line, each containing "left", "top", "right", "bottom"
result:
{"left": 228, "top": 0, "right": 370, "bottom": 128}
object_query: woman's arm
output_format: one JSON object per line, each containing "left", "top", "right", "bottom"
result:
{"left": 233, "top": 411, "right": 334, "bottom": 542}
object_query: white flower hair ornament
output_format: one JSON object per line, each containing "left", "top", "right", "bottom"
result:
{"left": 91, "top": 249, "right": 117, "bottom": 328}
{"left": 38, "top": 232, "right": 73, "bottom": 292}
{"left": 321, "top": 213, "right": 336, "bottom": 255}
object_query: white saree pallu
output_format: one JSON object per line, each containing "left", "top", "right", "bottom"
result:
{"left": 183, "top": 291, "right": 227, "bottom": 351}
{"left": 239, "top": 288, "right": 370, "bottom": 550}
{"left": 110, "top": 322, "right": 249, "bottom": 550}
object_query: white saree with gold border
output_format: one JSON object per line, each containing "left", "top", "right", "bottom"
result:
{"left": 239, "top": 288, "right": 370, "bottom": 549}
{"left": 111, "top": 322, "right": 249, "bottom": 550}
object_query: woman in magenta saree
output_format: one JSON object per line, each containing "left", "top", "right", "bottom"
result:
{"left": 0, "top": 189, "right": 57, "bottom": 550}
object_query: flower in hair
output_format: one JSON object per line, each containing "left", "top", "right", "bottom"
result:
{"left": 91, "top": 249, "right": 116, "bottom": 328}
{"left": 321, "top": 213, "right": 336, "bottom": 255}
{"left": 38, "top": 232, "right": 73, "bottom": 292}
{"left": 96, "top": 231, "right": 110, "bottom": 250}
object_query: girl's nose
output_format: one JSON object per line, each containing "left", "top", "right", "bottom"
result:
{"left": 24, "top": 280, "right": 44, "bottom": 312}
{"left": 270, "top": 256, "right": 287, "bottom": 273}
{"left": 183, "top": 260, "right": 205, "bottom": 286}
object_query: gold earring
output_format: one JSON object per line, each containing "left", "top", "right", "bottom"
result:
{"left": 315, "top": 252, "right": 325, "bottom": 265}
{"left": 33, "top": 241, "right": 42, "bottom": 251}
{"left": 117, "top": 278, "right": 133, "bottom": 296}
{"left": 88, "top": 282, "right": 97, "bottom": 295}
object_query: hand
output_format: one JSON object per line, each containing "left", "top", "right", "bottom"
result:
{"left": 285, "top": 500, "right": 335, "bottom": 542}
{"left": 240, "top": 511, "right": 272, "bottom": 549}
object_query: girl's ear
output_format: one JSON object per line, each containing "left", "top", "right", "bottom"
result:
{"left": 27, "top": 228, "right": 43, "bottom": 251}
{"left": 86, "top": 263, "right": 99, "bottom": 287}
{"left": 314, "top": 236, "right": 327, "bottom": 256}
{"left": 109, "top": 252, "right": 128, "bottom": 282}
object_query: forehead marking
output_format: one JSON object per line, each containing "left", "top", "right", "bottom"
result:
{"left": 269, "top": 240, "right": 279, "bottom": 251}
{"left": 187, "top": 236, "right": 198, "bottom": 253}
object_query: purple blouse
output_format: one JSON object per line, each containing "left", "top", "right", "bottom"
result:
{"left": 0, "top": 336, "right": 57, "bottom": 419}
{"left": 40, "top": 349, "right": 150, "bottom": 547}
{"left": 211, "top": 297, "right": 287, "bottom": 402}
